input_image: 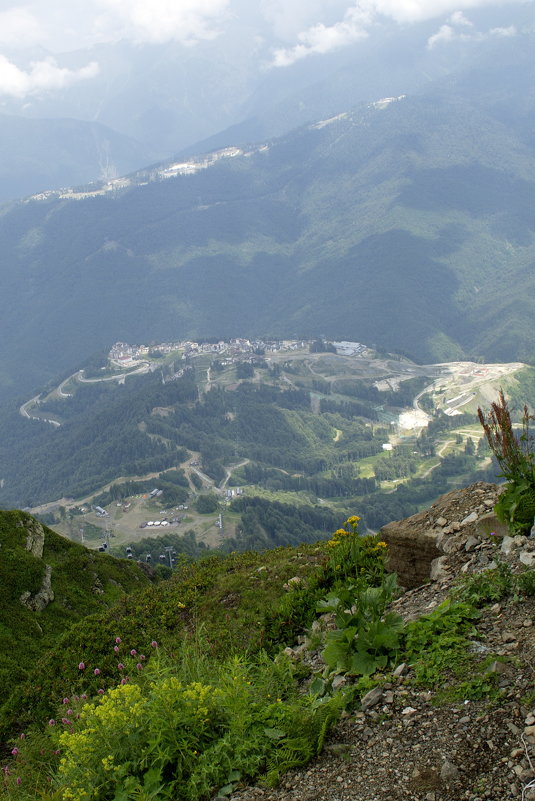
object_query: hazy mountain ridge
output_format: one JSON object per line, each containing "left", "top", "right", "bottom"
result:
{"left": 0, "top": 113, "right": 154, "bottom": 205}
{"left": 1, "top": 64, "right": 535, "bottom": 399}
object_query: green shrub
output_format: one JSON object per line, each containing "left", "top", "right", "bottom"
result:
{"left": 403, "top": 601, "right": 479, "bottom": 686}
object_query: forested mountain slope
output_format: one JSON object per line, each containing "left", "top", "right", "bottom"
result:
{"left": 1, "top": 89, "right": 535, "bottom": 399}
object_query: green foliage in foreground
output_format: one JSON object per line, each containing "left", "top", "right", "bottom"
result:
{"left": 4, "top": 504, "right": 535, "bottom": 801}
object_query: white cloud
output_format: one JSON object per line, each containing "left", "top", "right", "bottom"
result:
{"left": 489, "top": 24, "right": 517, "bottom": 35}
{"left": 427, "top": 8, "right": 518, "bottom": 47}
{"left": 0, "top": 7, "right": 44, "bottom": 47}
{"left": 270, "top": 0, "right": 528, "bottom": 65}
{"left": 271, "top": 3, "right": 371, "bottom": 66}
{"left": 427, "top": 23, "right": 455, "bottom": 48}
{"left": 449, "top": 10, "right": 473, "bottom": 26}
{"left": 0, "top": 55, "right": 99, "bottom": 97}
{"left": 95, "top": 0, "right": 231, "bottom": 44}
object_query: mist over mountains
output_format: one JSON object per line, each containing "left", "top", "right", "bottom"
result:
{"left": 0, "top": 4, "right": 534, "bottom": 401}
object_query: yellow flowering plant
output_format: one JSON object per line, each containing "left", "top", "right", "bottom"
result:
{"left": 325, "top": 515, "right": 387, "bottom": 586}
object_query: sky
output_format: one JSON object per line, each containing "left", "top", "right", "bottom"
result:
{"left": 0, "top": 0, "right": 531, "bottom": 97}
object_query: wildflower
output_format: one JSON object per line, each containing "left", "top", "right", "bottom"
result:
{"left": 136, "top": 663, "right": 143, "bottom": 670}
{"left": 78, "top": 662, "right": 85, "bottom": 671}
{"left": 130, "top": 649, "right": 137, "bottom": 656}
{"left": 48, "top": 719, "right": 56, "bottom": 726}
{"left": 94, "top": 668, "right": 101, "bottom": 676}
{"left": 67, "top": 709, "right": 73, "bottom": 716}
{"left": 113, "top": 645, "right": 120, "bottom": 653}
{"left": 80, "top": 694, "right": 87, "bottom": 700}
{"left": 19, "top": 733, "right": 25, "bottom": 740}
{"left": 117, "top": 663, "right": 125, "bottom": 670}
{"left": 61, "top": 718, "right": 71, "bottom": 725}
{"left": 62, "top": 698, "right": 69, "bottom": 704}
{"left": 489, "top": 531, "right": 497, "bottom": 536}
{"left": 151, "top": 640, "right": 158, "bottom": 648}
{"left": 377, "top": 541, "right": 387, "bottom": 548}
{"left": 139, "top": 654, "right": 146, "bottom": 661}
{"left": 16, "top": 777, "right": 21, "bottom": 786}
{"left": 346, "top": 515, "right": 360, "bottom": 524}
{"left": 115, "top": 637, "right": 122, "bottom": 644}
{"left": 97, "top": 689, "right": 105, "bottom": 695}
{"left": 120, "top": 677, "right": 129, "bottom": 685}
{"left": 11, "top": 748, "right": 18, "bottom": 756}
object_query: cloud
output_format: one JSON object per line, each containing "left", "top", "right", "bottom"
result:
{"left": 0, "top": 55, "right": 99, "bottom": 97}
{"left": 95, "top": 0, "right": 231, "bottom": 44}
{"left": 270, "top": 0, "right": 528, "bottom": 65}
{"left": 271, "top": 3, "right": 372, "bottom": 66}
{"left": 427, "top": 9, "right": 518, "bottom": 48}
{"left": 0, "top": 7, "right": 44, "bottom": 47}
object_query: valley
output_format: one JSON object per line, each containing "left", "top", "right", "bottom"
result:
{"left": 9, "top": 338, "right": 526, "bottom": 560}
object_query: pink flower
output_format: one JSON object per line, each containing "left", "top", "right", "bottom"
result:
{"left": 97, "top": 689, "right": 105, "bottom": 695}
{"left": 115, "top": 637, "right": 122, "bottom": 644}
{"left": 80, "top": 694, "right": 87, "bottom": 700}
{"left": 113, "top": 645, "right": 120, "bottom": 653}
{"left": 72, "top": 695, "right": 79, "bottom": 702}
{"left": 61, "top": 718, "right": 71, "bottom": 725}
{"left": 117, "top": 663, "right": 125, "bottom": 671}
{"left": 16, "top": 777, "right": 21, "bottom": 786}
{"left": 62, "top": 698, "right": 69, "bottom": 704}
{"left": 53, "top": 749, "right": 61, "bottom": 755}
{"left": 67, "top": 709, "right": 73, "bottom": 716}
{"left": 120, "top": 677, "right": 129, "bottom": 685}
{"left": 78, "top": 662, "right": 85, "bottom": 671}
{"left": 48, "top": 719, "right": 56, "bottom": 726}
{"left": 151, "top": 640, "right": 158, "bottom": 648}
{"left": 136, "top": 663, "right": 143, "bottom": 670}
{"left": 140, "top": 654, "right": 146, "bottom": 661}
{"left": 130, "top": 649, "right": 137, "bottom": 656}
{"left": 94, "top": 668, "right": 101, "bottom": 676}
{"left": 19, "top": 733, "right": 26, "bottom": 740}
{"left": 11, "top": 748, "right": 18, "bottom": 756}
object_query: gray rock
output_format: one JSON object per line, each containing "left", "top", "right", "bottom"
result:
{"left": 361, "top": 687, "right": 383, "bottom": 711}
{"left": 520, "top": 551, "right": 535, "bottom": 567}
{"left": 464, "top": 536, "right": 479, "bottom": 552}
{"left": 393, "top": 662, "right": 408, "bottom": 677}
{"left": 20, "top": 564, "right": 54, "bottom": 612}
{"left": 436, "top": 517, "right": 448, "bottom": 527}
{"left": 440, "top": 760, "right": 459, "bottom": 782}
{"left": 24, "top": 518, "right": 46, "bottom": 559}
{"left": 332, "top": 674, "right": 348, "bottom": 690}
{"left": 430, "top": 556, "right": 450, "bottom": 581}
{"left": 461, "top": 511, "right": 478, "bottom": 526}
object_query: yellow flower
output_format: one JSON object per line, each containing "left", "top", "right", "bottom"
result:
{"left": 327, "top": 540, "right": 339, "bottom": 547}
{"left": 345, "top": 515, "right": 360, "bottom": 525}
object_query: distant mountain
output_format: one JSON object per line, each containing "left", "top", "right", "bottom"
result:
{"left": 1, "top": 71, "right": 534, "bottom": 401}
{"left": 0, "top": 114, "right": 153, "bottom": 205}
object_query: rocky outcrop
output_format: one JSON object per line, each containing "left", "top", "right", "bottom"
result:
{"left": 20, "top": 564, "right": 55, "bottom": 612}
{"left": 22, "top": 516, "right": 46, "bottom": 559}
{"left": 380, "top": 482, "right": 507, "bottom": 588}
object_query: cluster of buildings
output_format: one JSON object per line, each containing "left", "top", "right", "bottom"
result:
{"left": 109, "top": 338, "right": 366, "bottom": 365}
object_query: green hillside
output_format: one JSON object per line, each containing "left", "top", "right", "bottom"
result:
{"left": 0, "top": 510, "right": 152, "bottom": 701}
{"left": 0, "top": 87, "right": 535, "bottom": 400}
